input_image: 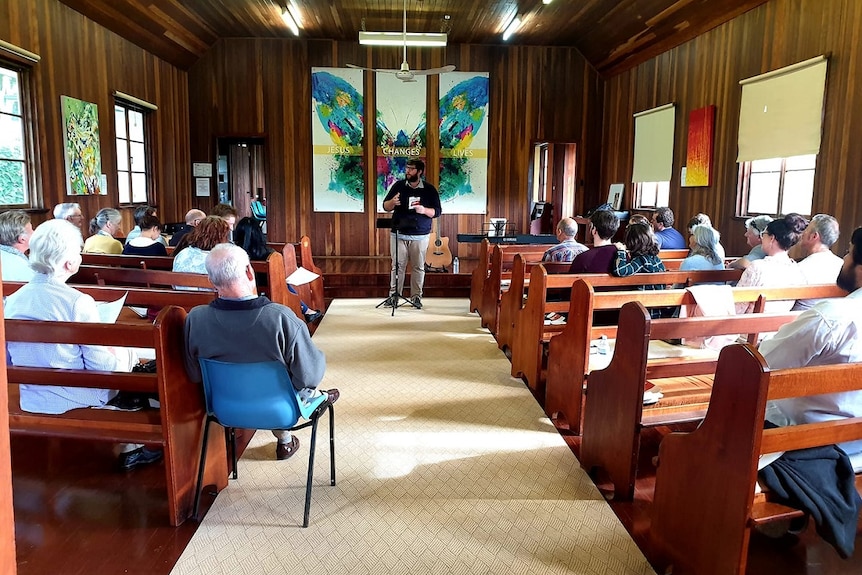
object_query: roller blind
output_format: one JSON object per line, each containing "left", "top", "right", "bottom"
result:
{"left": 632, "top": 103, "right": 675, "bottom": 183}
{"left": 737, "top": 56, "right": 827, "bottom": 162}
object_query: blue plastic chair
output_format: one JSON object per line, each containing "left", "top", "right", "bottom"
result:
{"left": 193, "top": 359, "right": 336, "bottom": 527}
{"left": 250, "top": 200, "right": 267, "bottom": 221}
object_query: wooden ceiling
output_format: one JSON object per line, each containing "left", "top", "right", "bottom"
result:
{"left": 57, "top": 0, "right": 768, "bottom": 75}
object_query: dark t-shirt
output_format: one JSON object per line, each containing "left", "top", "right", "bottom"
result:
{"left": 569, "top": 244, "right": 617, "bottom": 274}
{"left": 383, "top": 179, "right": 442, "bottom": 235}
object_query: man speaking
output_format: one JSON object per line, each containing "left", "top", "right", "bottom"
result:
{"left": 381, "top": 159, "right": 442, "bottom": 309}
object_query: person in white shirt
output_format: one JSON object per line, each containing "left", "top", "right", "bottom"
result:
{"left": 0, "top": 209, "right": 35, "bottom": 282}
{"left": 735, "top": 214, "right": 807, "bottom": 314}
{"left": 789, "top": 214, "right": 843, "bottom": 310}
{"left": 53, "top": 202, "right": 85, "bottom": 231}
{"left": 4, "top": 219, "right": 161, "bottom": 471}
{"left": 760, "top": 225, "right": 862, "bottom": 467}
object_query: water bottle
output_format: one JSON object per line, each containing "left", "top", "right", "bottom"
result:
{"left": 597, "top": 334, "right": 609, "bottom": 355}
{"left": 452, "top": 257, "right": 460, "bottom": 274}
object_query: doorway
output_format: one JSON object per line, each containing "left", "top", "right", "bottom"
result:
{"left": 216, "top": 137, "right": 266, "bottom": 222}
{"left": 528, "top": 140, "right": 578, "bottom": 232}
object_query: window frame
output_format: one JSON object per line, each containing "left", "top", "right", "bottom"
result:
{"left": 633, "top": 181, "right": 669, "bottom": 210}
{"left": 736, "top": 154, "right": 816, "bottom": 217}
{"left": 0, "top": 59, "right": 41, "bottom": 209}
{"left": 113, "top": 97, "right": 153, "bottom": 206}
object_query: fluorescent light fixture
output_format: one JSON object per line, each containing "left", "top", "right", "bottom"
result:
{"left": 502, "top": 16, "right": 522, "bottom": 41}
{"left": 287, "top": 1, "right": 303, "bottom": 28}
{"left": 282, "top": 7, "right": 299, "bottom": 36}
{"left": 543, "top": 0, "right": 553, "bottom": 4}
{"left": 359, "top": 31, "right": 447, "bottom": 47}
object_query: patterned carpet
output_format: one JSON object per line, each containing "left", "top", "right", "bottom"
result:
{"left": 171, "top": 298, "right": 655, "bottom": 575}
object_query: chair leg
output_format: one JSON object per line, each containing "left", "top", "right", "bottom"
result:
{"left": 229, "top": 427, "right": 238, "bottom": 480}
{"left": 328, "top": 404, "right": 336, "bottom": 486}
{"left": 303, "top": 417, "right": 319, "bottom": 528}
{"left": 193, "top": 417, "right": 212, "bottom": 520}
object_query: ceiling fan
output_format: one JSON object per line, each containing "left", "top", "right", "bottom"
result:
{"left": 347, "top": 0, "right": 456, "bottom": 83}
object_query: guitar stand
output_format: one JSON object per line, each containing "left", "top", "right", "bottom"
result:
{"left": 424, "top": 263, "right": 448, "bottom": 273}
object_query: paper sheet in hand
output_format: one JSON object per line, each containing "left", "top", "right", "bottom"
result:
{"left": 95, "top": 292, "right": 128, "bottom": 323}
{"left": 286, "top": 266, "right": 320, "bottom": 286}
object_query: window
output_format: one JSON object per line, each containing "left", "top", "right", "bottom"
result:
{"left": 114, "top": 100, "right": 151, "bottom": 204}
{"left": 737, "top": 154, "right": 815, "bottom": 217}
{"left": 0, "top": 63, "right": 35, "bottom": 207}
{"left": 634, "top": 181, "right": 669, "bottom": 209}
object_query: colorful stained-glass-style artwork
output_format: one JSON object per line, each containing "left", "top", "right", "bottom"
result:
{"left": 375, "top": 73, "right": 427, "bottom": 212}
{"left": 61, "top": 95, "right": 103, "bottom": 195}
{"left": 438, "top": 73, "right": 489, "bottom": 214}
{"left": 684, "top": 105, "right": 715, "bottom": 187}
{"left": 311, "top": 68, "right": 365, "bottom": 212}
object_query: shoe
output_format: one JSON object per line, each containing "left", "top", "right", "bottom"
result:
{"left": 119, "top": 447, "right": 163, "bottom": 471}
{"left": 383, "top": 294, "right": 397, "bottom": 307}
{"left": 304, "top": 310, "right": 323, "bottom": 323}
{"left": 324, "top": 388, "right": 340, "bottom": 404}
{"left": 276, "top": 436, "right": 300, "bottom": 461}
{"left": 411, "top": 296, "right": 423, "bottom": 309}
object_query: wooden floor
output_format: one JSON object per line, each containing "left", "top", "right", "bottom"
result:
{"left": 10, "top": 257, "right": 862, "bottom": 574}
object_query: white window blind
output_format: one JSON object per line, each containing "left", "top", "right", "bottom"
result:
{"left": 737, "top": 56, "right": 827, "bottom": 162}
{"left": 632, "top": 103, "right": 675, "bottom": 183}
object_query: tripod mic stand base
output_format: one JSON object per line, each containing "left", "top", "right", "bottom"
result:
{"left": 375, "top": 293, "right": 420, "bottom": 316}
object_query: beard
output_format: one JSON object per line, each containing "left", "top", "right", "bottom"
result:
{"left": 837, "top": 265, "right": 857, "bottom": 292}
{"left": 406, "top": 173, "right": 419, "bottom": 184}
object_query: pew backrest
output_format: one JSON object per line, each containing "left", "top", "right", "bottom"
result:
{"left": 651, "top": 343, "right": 862, "bottom": 575}
{"left": 4, "top": 306, "right": 227, "bottom": 525}
{"left": 580, "top": 301, "right": 800, "bottom": 499}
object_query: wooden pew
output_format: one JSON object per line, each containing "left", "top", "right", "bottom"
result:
{"left": 80, "top": 251, "right": 301, "bottom": 318}
{"left": 269, "top": 236, "right": 326, "bottom": 314}
{"left": 469, "top": 240, "right": 555, "bottom": 315}
{"left": 544, "top": 280, "right": 848, "bottom": 435}
{"left": 509, "top": 264, "right": 743, "bottom": 390}
{"left": 580, "top": 301, "right": 800, "bottom": 500}
{"left": 4, "top": 306, "right": 228, "bottom": 526}
{"left": 297, "top": 236, "right": 325, "bottom": 313}
{"left": 657, "top": 248, "right": 689, "bottom": 259}
{"left": 478, "top": 243, "right": 554, "bottom": 330}
{"left": 471, "top": 245, "right": 688, "bottom": 319}
{"left": 3, "top": 281, "right": 216, "bottom": 312}
{"left": 73, "top": 265, "right": 216, "bottom": 290}
{"left": 486, "top": 247, "right": 714, "bottom": 344}
{"left": 651, "top": 343, "right": 862, "bottom": 575}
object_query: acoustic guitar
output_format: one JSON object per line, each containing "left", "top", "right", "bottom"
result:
{"left": 425, "top": 218, "right": 453, "bottom": 270}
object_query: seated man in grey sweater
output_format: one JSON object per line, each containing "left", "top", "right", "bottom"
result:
{"left": 183, "top": 243, "right": 339, "bottom": 461}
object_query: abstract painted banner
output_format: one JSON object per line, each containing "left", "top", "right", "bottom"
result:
{"left": 375, "top": 73, "right": 427, "bottom": 212}
{"left": 683, "top": 105, "right": 715, "bottom": 187}
{"left": 61, "top": 95, "right": 103, "bottom": 195}
{"left": 311, "top": 68, "right": 365, "bottom": 212}
{"left": 438, "top": 72, "right": 490, "bottom": 214}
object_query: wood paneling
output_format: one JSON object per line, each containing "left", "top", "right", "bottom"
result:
{"left": 189, "top": 40, "right": 603, "bottom": 258}
{"left": 0, "top": 0, "right": 191, "bottom": 232}
{"left": 56, "top": 0, "right": 767, "bottom": 76}
{"left": 600, "top": 0, "right": 862, "bottom": 258}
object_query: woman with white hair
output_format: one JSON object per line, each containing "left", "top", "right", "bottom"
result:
{"left": 82, "top": 207, "right": 123, "bottom": 254}
{"left": 681, "top": 225, "right": 725, "bottom": 271}
{"left": 728, "top": 214, "right": 773, "bottom": 270}
{"left": 4, "top": 219, "right": 161, "bottom": 470}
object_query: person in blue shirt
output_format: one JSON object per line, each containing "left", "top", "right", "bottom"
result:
{"left": 651, "top": 207, "right": 686, "bottom": 249}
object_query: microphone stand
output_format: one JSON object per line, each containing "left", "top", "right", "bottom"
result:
{"left": 375, "top": 216, "right": 419, "bottom": 316}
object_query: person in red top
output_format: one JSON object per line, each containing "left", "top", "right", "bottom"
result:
{"left": 569, "top": 210, "right": 620, "bottom": 273}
